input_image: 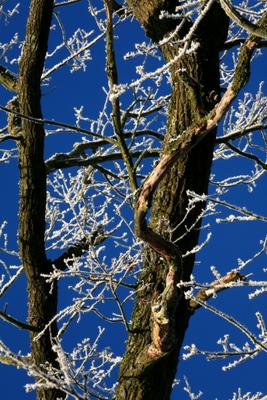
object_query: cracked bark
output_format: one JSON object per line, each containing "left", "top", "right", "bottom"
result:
{"left": 18, "top": 1, "right": 64, "bottom": 399}
{"left": 116, "top": 2, "right": 229, "bottom": 399}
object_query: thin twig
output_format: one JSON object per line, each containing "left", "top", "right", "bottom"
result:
{"left": 54, "top": 0, "right": 81, "bottom": 7}
{"left": 216, "top": 123, "right": 267, "bottom": 143}
{"left": 0, "top": 104, "right": 117, "bottom": 144}
{"left": 225, "top": 141, "right": 267, "bottom": 170}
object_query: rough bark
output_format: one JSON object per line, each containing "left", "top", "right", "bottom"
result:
{"left": 18, "top": 1, "right": 63, "bottom": 399}
{"left": 116, "top": 2, "right": 229, "bottom": 399}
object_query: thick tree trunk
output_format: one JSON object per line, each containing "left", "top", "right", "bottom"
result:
{"left": 116, "top": 2, "right": 229, "bottom": 399}
{"left": 18, "top": 1, "right": 63, "bottom": 399}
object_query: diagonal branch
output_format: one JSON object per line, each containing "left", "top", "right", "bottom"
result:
{"left": 52, "top": 229, "right": 107, "bottom": 271}
{"left": 189, "top": 271, "right": 245, "bottom": 310}
{"left": 0, "top": 310, "right": 40, "bottom": 332}
{"left": 225, "top": 141, "right": 267, "bottom": 170}
{"left": 223, "top": 38, "right": 267, "bottom": 50}
{"left": 188, "top": 295, "right": 267, "bottom": 353}
{"left": 0, "top": 133, "right": 22, "bottom": 143}
{"left": 0, "top": 104, "right": 117, "bottom": 144}
{"left": 0, "top": 341, "right": 30, "bottom": 367}
{"left": 220, "top": 0, "right": 267, "bottom": 38}
{"left": 54, "top": 0, "right": 82, "bottom": 7}
{"left": 0, "top": 65, "right": 18, "bottom": 92}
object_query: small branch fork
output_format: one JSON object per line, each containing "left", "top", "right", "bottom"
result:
{"left": 188, "top": 271, "right": 245, "bottom": 310}
{"left": 134, "top": 16, "right": 267, "bottom": 361}
{"left": 52, "top": 228, "right": 107, "bottom": 271}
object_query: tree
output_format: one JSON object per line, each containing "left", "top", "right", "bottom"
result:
{"left": 0, "top": 0, "right": 266, "bottom": 399}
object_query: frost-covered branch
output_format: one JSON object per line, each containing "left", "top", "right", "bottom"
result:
{"left": 188, "top": 271, "right": 245, "bottom": 310}
{"left": 225, "top": 141, "right": 267, "bottom": 170}
{"left": 220, "top": 0, "right": 267, "bottom": 38}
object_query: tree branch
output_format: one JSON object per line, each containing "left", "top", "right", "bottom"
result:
{"left": 225, "top": 142, "right": 267, "bottom": 170}
{"left": 220, "top": 0, "right": 267, "bottom": 39}
{"left": 54, "top": 0, "right": 82, "bottom": 7}
{"left": 216, "top": 123, "right": 267, "bottom": 143}
{"left": 189, "top": 271, "right": 245, "bottom": 310}
{"left": 0, "top": 104, "right": 117, "bottom": 144}
{"left": 0, "top": 133, "right": 23, "bottom": 143}
{"left": 187, "top": 295, "right": 267, "bottom": 353}
{"left": 52, "top": 229, "right": 107, "bottom": 271}
{"left": 0, "top": 65, "right": 18, "bottom": 92}
{"left": 0, "top": 310, "right": 40, "bottom": 332}
{"left": 0, "top": 342, "right": 30, "bottom": 367}
{"left": 223, "top": 38, "right": 267, "bottom": 50}
{"left": 105, "top": 0, "right": 138, "bottom": 192}
{"left": 46, "top": 149, "right": 159, "bottom": 173}
{"left": 188, "top": 192, "right": 267, "bottom": 222}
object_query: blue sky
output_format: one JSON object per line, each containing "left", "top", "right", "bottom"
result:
{"left": 0, "top": 1, "right": 267, "bottom": 399}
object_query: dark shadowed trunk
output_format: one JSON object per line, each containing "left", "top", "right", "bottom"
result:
{"left": 116, "top": 2, "right": 229, "bottom": 399}
{"left": 18, "top": 1, "right": 63, "bottom": 399}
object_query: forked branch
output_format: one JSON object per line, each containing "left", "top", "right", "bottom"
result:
{"left": 189, "top": 271, "right": 245, "bottom": 310}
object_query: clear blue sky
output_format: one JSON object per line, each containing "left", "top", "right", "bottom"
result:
{"left": 0, "top": 2, "right": 267, "bottom": 399}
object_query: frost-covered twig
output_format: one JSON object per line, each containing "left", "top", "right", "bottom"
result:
{"left": 185, "top": 293, "right": 267, "bottom": 353}
{"left": 220, "top": 0, "right": 267, "bottom": 38}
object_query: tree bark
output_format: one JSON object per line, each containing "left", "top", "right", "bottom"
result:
{"left": 18, "top": 1, "right": 63, "bottom": 399}
{"left": 116, "top": 2, "right": 229, "bottom": 399}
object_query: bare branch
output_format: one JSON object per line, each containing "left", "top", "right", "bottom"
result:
{"left": 54, "top": 0, "right": 82, "bottom": 7}
{"left": 0, "top": 65, "right": 18, "bottom": 92}
{"left": 0, "top": 133, "right": 22, "bottom": 143}
{"left": 0, "top": 341, "right": 30, "bottom": 367}
{"left": 189, "top": 192, "right": 267, "bottom": 222}
{"left": 0, "top": 267, "right": 23, "bottom": 298}
{"left": 225, "top": 142, "right": 267, "bottom": 170}
{"left": 223, "top": 38, "right": 267, "bottom": 49}
{"left": 186, "top": 295, "right": 267, "bottom": 353}
{"left": 0, "top": 310, "right": 40, "bottom": 332}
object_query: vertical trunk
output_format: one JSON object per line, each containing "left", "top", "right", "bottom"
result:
{"left": 18, "top": 1, "right": 63, "bottom": 399}
{"left": 116, "top": 2, "right": 228, "bottom": 399}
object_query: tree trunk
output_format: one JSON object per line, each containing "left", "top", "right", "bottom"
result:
{"left": 116, "top": 2, "right": 229, "bottom": 399}
{"left": 18, "top": 1, "right": 63, "bottom": 399}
